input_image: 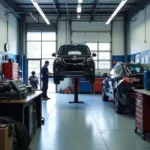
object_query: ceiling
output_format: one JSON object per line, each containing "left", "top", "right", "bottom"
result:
{"left": 8, "top": 0, "right": 140, "bottom": 19}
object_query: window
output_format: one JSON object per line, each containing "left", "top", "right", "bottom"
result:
{"left": 42, "top": 32, "right": 56, "bottom": 41}
{"left": 86, "top": 42, "right": 111, "bottom": 70}
{"left": 86, "top": 43, "right": 97, "bottom": 51}
{"left": 27, "top": 32, "right": 41, "bottom": 41}
{"left": 42, "top": 42, "right": 56, "bottom": 58}
{"left": 27, "top": 42, "right": 41, "bottom": 58}
{"left": 99, "top": 52, "right": 111, "bottom": 60}
{"left": 110, "top": 66, "right": 117, "bottom": 76}
{"left": 27, "top": 32, "right": 56, "bottom": 59}
{"left": 58, "top": 45, "right": 90, "bottom": 56}
{"left": 99, "top": 43, "right": 110, "bottom": 51}
{"left": 115, "top": 66, "right": 122, "bottom": 76}
{"left": 99, "top": 61, "right": 111, "bottom": 69}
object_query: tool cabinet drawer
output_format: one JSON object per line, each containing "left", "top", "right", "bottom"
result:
{"left": 136, "top": 98, "right": 143, "bottom": 107}
{"left": 136, "top": 108, "right": 143, "bottom": 116}
{"left": 136, "top": 94, "right": 143, "bottom": 101}
{"left": 136, "top": 119, "right": 143, "bottom": 130}
{"left": 136, "top": 113, "right": 143, "bottom": 122}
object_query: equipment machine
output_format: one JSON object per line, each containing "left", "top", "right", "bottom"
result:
{"left": 0, "top": 80, "right": 27, "bottom": 100}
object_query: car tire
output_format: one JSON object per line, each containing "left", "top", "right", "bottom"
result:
{"left": 114, "top": 92, "right": 125, "bottom": 114}
{"left": 54, "top": 76, "right": 60, "bottom": 85}
{"left": 60, "top": 77, "right": 64, "bottom": 81}
{"left": 102, "top": 87, "right": 108, "bottom": 102}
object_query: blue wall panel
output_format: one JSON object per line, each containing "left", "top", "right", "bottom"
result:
{"left": 112, "top": 55, "right": 124, "bottom": 62}
{"left": 128, "top": 50, "right": 150, "bottom": 64}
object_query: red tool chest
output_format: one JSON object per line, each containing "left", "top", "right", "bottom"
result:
{"left": 3, "top": 63, "right": 18, "bottom": 80}
{"left": 135, "top": 91, "right": 150, "bottom": 140}
{"left": 93, "top": 78, "right": 104, "bottom": 93}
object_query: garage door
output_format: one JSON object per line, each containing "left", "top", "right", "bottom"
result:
{"left": 71, "top": 22, "right": 112, "bottom": 74}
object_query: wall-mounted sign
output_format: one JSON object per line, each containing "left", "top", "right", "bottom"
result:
{"left": 135, "top": 53, "right": 140, "bottom": 63}
{"left": 141, "top": 57, "right": 145, "bottom": 64}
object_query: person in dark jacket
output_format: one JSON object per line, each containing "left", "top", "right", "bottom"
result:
{"left": 28, "top": 71, "right": 39, "bottom": 90}
{"left": 41, "top": 61, "right": 52, "bottom": 99}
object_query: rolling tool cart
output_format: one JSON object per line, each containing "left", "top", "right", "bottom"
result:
{"left": 134, "top": 89, "right": 150, "bottom": 140}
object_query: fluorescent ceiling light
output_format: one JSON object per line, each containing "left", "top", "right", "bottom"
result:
{"left": 77, "top": 14, "right": 81, "bottom": 19}
{"left": 31, "top": 0, "right": 50, "bottom": 25}
{"left": 106, "top": 0, "right": 128, "bottom": 25}
{"left": 77, "top": 5, "right": 82, "bottom": 13}
{"left": 78, "top": 0, "right": 83, "bottom": 4}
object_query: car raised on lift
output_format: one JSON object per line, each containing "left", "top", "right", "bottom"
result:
{"left": 52, "top": 44, "right": 96, "bottom": 85}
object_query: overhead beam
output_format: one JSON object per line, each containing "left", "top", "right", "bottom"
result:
{"left": 91, "top": 0, "right": 101, "bottom": 21}
{"left": 126, "top": 0, "right": 150, "bottom": 20}
{"left": 22, "top": 7, "right": 124, "bottom": 10}
{"left": 66, "top": 1, "right": 70, "bottom": 19}
{"left": 0, "top": 0, "right": 22, "bottom": 18}
{"left": 16, "top": 3, "right": 136, "bottom": 6}
{"left": 24, "top": 11, "right": 124, "bottom": 16}
{"left": 52, "top": 0, "right": 60, "bottom": 17}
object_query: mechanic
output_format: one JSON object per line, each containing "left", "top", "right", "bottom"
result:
{"left": 28, "top": 71, "right": 39, "bottom": 90}
{"left": 41, "top": 61, "right": 52, "bottom": 100}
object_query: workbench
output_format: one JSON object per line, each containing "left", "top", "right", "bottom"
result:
{"left": 0, "top": 91, "right": 42, "bottom": 137}
{"left": 134, "top": 89, "right": 150, "bottom": 140}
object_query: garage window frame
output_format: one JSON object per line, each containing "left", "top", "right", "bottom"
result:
{"left": 86, "top": 42, "right": 111, "bottom": 70}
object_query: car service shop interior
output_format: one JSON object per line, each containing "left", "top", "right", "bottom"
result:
{"left": 1, "top": 0, "right": 150, "bottom": 150}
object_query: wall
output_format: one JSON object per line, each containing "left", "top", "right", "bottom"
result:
{"left": 112, "top": 20, "right": 124, "bottom": 67}
{"left": 0, "top": 3, "right": 18, "bottom": 59}
{"left": 129, "top": 4, "right": 150, "bottom": 55}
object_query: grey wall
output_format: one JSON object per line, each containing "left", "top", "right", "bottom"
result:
{"left": 0, "top": 3, "right": 18, "bottom": 55}
{"left": 129, "top": 4, "right": 150, "bottom": 54}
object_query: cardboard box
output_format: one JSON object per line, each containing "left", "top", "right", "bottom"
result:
{"left": 0, "top": 124, "right": 13, "bottom": 150}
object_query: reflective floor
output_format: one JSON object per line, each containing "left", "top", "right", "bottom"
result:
{"left": 30, "top": 94, "right": 150, "bottom": 150}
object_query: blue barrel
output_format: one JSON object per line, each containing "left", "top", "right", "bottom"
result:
{"left": 144, "top": 70, "right": 150, "bottom": 90}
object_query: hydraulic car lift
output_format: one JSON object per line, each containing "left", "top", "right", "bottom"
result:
{"left": 69, "top": 77, "right": 84, "bottom": 104}
{"left": 50, "top": 76, "right": 85, "bottom": 104}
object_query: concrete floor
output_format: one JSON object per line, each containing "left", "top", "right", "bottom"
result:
{"left": 30, "top": 94, "right": 150, "bottom": 150}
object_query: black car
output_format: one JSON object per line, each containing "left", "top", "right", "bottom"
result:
{"left": 102, "top": 63, "right": 150, "bottom": 114}
{"left": 52, "top": 44, "right": 96, "bottom": 84}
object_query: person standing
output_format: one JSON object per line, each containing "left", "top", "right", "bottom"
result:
{"left": 41, "top": 61, "right": 52, "bottom": 99}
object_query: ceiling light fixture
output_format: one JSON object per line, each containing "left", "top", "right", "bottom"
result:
{"left": 106, "top": 0, "right": 128, "bottom": 25}
{"left": 77, "top": 14, "right": 81, "bottom": 19}
{"left": 77, "top": 4, "right": 82, "bottom": 13}
{"left": 31, "top": 0, "right": 50, "bottom": 25}
{"left": 78, "top": 0, "right": 83, "bottom": 4}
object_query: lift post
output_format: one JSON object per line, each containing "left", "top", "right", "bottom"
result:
{"left": 69, "top": 77, "right": 84, "bottom": 104}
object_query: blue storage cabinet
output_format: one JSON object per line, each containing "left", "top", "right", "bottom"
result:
{"left": 79, "top": 78, "right": 92, "bottom": 93}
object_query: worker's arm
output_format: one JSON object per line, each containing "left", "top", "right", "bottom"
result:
{"left": 48, "top": 72, "right": 53, "bottom": 76}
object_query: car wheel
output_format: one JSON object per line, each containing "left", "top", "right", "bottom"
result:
{"left": 114, "top": 92, "right": 125, "bottom": 114}
{"left": 60, "top": 77, "right": 64, "bottom": 81}
{"left": 102, "top": 87, "right": 108, "bottom": 102}
{"left": 54, "top": 77, "right": 60, "bottom": 85}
